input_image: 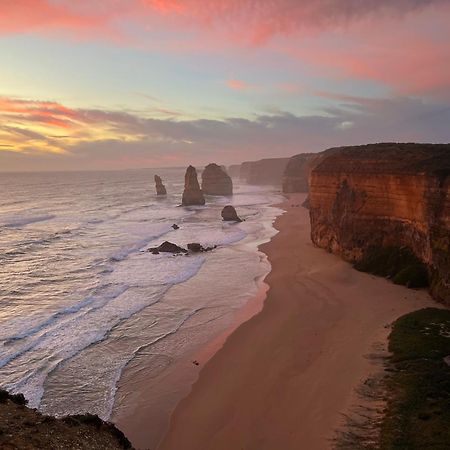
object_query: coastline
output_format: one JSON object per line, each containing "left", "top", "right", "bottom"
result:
{"left": 158, "top": 193, "right": 437, "bottom": 450}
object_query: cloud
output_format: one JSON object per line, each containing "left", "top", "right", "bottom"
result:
{"left": 1, "top": 94, "right": 449, "bottom": 171}
{"left": 226, "top": 79, "right": 256, "bottom": 91}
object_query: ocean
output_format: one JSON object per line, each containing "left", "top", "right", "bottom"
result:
{"left": 0, "top": 168, "right": 282, "bottom": 421}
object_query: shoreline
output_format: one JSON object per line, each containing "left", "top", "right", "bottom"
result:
{"left": 113, "top": 202, "right": 279, "bottom": 449}
{"left": 158, "top": 193, "right": 437, "bottom": 450}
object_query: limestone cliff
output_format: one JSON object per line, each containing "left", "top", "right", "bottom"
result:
{"left": 309, "top": 143, "right": 450, "bottom": 304}
{"left": 282, "top": 153, "right": 317, "bottom": 193}
{"left": 240, "top": 158, "right": 289, "bottom": 185}
{"left": 201, "top": 163, "right": 233, "bottom": 196}
{"left": 181, "top": 165, "right": 205, "bottom": 206}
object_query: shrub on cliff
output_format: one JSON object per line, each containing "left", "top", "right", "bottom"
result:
{"left": 354, "top": 246, "right": 429, "bottom": 288}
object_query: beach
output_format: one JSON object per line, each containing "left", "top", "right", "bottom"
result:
{"left": 158, "top": 193, "right": 436, "bottom": 450}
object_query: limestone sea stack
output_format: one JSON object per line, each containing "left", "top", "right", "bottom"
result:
{"left": 181, "top": 166, "right": 205, "bottom": 206}
{"left": 221, "top": 205, "right": 242, "bottom": 222}
{"left": 154, "top": 175, "right": 167, "bottom": 195}
{"left": 309, "top": 143, "right": 450, "bottom": 304}
{"left": 201, "top": 163, "right": 233, "bottom": 196}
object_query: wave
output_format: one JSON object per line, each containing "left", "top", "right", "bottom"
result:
{"left": 1, "top": 214, "right": 56, "bottom": 228}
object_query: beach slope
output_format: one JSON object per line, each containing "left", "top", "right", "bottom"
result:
{"left": 159, "top": 194, "right": 435, "bottom": 450}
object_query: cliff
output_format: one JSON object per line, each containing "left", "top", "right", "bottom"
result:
{"left": 282, "top": 153, "right": 317, "bottom": 193}
{"left": 182, "top": 165, "right": 205, "bottom": 206}
{"left": 309, "top": 143, "right": 450, "bottom": 304}
{"left": 201, "top": 163, "right": 233, "bottom": 195}
{"left": 240, "top": 157, "right": 290, "bottom": 185}
{"left": 0, "top": 389, "right": 132, "bottom": 449}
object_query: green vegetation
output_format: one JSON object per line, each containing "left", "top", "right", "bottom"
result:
{"left": 379, "top": 308, "right": 450, "bottom": 449}
{"left": 354, "top": 246, "right": 429, "bottom": 289}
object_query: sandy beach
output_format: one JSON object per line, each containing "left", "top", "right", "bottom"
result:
{"left": 158, "top": 194, "right": 437, "bottom": 450}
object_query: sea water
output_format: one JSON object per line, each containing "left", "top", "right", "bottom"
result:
{"left": 0, "top": 168, "right": 282, "bottom": 419}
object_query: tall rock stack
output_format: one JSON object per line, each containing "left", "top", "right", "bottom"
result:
{"left": 201, "top": 163, "right": 233, "bottom": 196}
{"left": 182, "top": 166, "right": 205, "bottom": 206}
{"left": 154, "top": 175, "right": 167, "bottom": 195}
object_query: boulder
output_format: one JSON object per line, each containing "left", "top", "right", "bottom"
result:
{"left": 154, "top": 175, "right": 167, "bottom": 195}
{"left": 187, "top": 243, "right": 217, "bottom": 252}
{"left": 201, "top": 163, "right": 233, "bottom": 196}
{"left": 221, "top": 205, "right": 242, "bottom": 222}
{"left": 172, "top": 224, "right": 179, "bottom": 230}
{"left": 149, "top": 241, "right": 187, "bottom": 254}
{"left": 182, "top": 166, "right": 205, "bottom": 206}
{"left": 187, "top": 243, "right": 203, "bottom": 252}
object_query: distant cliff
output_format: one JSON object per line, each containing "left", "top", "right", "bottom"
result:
{"left": 282, "top": 153, "right": 317, "bottom": 193}
{"left": 237, "top": 157, "right": 289, "bottom": 185}
{"left": 309, "top": 143, "right": 450, "bottom": 304}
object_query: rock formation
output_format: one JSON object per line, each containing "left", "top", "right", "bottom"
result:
{"left": 154, "top": 175, "right": 167, "bottom": 195}
{"left": 240, "top": 158, "right": 290, "bottom": 185}
{"left": 0, "top": 389, "right": 132, "bottom": 449}
{"left": 149, "top": 241, "right": 187, "bottom": 254}
{"left": 308, "top": 143, "right": 450, "bottom": 304}
{"left": 282, "top": 153, "right": 318, "bottom": 193}
{"left": 187, "top": 243, "right": 216, "bottom": 252}
{"left": 201, "top": 163, "right": 233, "bottom": 196}
{"left": 221, "top": 205, "right": 242, "bottom": 222}
{"left": 181, "top": 166, "right": 205, "bottom": 206}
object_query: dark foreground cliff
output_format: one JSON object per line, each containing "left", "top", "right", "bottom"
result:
{"left": 0, "top": 390, "right": 132, "bottom": 449}
{"left": 309, "top": 143, "right": 450, "bottom": 304}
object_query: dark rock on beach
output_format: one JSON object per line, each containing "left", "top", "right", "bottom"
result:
{"left": 221, "top": 205, "right": 242, "bottom": 222}
{"left": 187, "top": 243, "right": 217, "bottom": 253}
{"left": 149, "top": 241, "right": 187, "bottom": 254}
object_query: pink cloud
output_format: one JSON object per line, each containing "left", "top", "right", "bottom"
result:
{"left": 1, "top": 1, "right": 449, "bottom": 97}
{"left": 226, "top": 79, "right": 254, "bottom": 91}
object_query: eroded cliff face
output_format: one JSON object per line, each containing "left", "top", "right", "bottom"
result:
{"left": 239, "top": 158, "right": 289, "bottom": 185}
{"left": 282, "top": 153, "right": 317, "bottom": 193}
{"left": 309, "top": 143, "right": 450, "bottom": 304}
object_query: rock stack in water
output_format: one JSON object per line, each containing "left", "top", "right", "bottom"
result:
{"left": 182, "top": 166, "right": 205, "bottom": 206}
{"left": 221, "top": 205, "right": 242, "bottom": 222}
{"left": 154, "top": 175, "right": 167, "bottom": 195}
{"left": 201, "top": 163, "right": 233, "bottom": 196}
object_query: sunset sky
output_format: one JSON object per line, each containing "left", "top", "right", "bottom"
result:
{"left": 1, "top": 0, "right": 450, "bottom": 171}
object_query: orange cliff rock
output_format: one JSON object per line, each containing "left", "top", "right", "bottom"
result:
{"left": 308, "top": 143, "right": 450, "bottom": 304}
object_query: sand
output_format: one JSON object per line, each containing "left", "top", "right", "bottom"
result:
{"left": 158, "top": 194, "right": 437, "bottom": 450}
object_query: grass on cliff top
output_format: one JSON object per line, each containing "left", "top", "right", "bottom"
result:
{"left": 354, "top": 246, "right": 429, "bottom": 289}
{"left": 379, "top": 308, "right": 450, "bottom": 449}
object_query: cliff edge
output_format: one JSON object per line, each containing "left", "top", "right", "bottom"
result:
{"left": 0, "top": 389, "right": 132, "bottom": 449}
{"left": 309, "top": 143, "right": 450, "bottom": 304}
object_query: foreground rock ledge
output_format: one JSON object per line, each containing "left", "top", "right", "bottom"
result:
{"left": 0, "top": 389, "right": 133, "bottom": 449}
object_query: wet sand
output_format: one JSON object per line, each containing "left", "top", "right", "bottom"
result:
{"left": 158, "top": 194, "right": 436, "bottom": 450}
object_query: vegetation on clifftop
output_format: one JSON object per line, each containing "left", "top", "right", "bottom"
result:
{"left": 379, "top": 308, "right": 450, "bottom": 449}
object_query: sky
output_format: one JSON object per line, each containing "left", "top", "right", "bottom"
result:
{"left": 1, "top": 0, "right": 450, "bottom": 171}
